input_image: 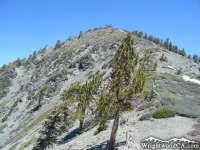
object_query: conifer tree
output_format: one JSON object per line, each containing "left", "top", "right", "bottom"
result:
{"left": 33, "top": 105, "right": 73, "bottom": 150}
{"left": 95, "top": 93, "right": 113, "bottom": 134}
{"left": 169, "top": 42, "right": 173, "bottom": 51}
{"left": 164, "top": 38, "right": 170, "bottom": 49}
{"left": 78, "top": 31, "right": 83, "bottom": 39}
{"left": 61, "top": 74, "right": 102, "bottom": 133}
{"left": 108, "top": 33, "right": 146, "bottom": 150}
{"left": 38, "top": 86, "right": 47, "bottom": 110}
{"left": 143, "top": 33, "right": 148, "bottom": 39}
{"left": 179, "top": 48, "right": 186, "bottom": 56}
{"left": 138, "top": 31, "right": 143, "bottom": 37}
{"left": 160, "top": 39, "right": 163, "bottom": 47}
{"left": 140, "top": 49, "right": 157, "bottom": 71}
{"left": 148, "top": 35, "right": 153, "bottom": 42}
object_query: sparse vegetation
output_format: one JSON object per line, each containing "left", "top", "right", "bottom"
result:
{"left": 85, "top": 42, "right": 90, "bottom": 48}
{"left": 24, "top": 106, "right": 57, "bottom": 132}
{"left": 153, "top": 60, "right": 158, "bottom": 71}
{"left": 162, "top": 74, "right": 170, "bottom": 80}
{"left": 55, "top": 40, "right": 62, "bottom": 49}
{"left": 0, "top": 124, "right": 8, "bottom": 133}
{"left": 1, "top": 26, "right": 200, "bottom": 150}
{"left": 17, "top": 138, "right": 36, "bottom": 150}
{"left": 159, "top": 54, "right": 167, "bottom": 61}
{"left": 33, "top": 105, "right": 73, "bottom": 150}
{"left": 0, "top": 100, "right": 10, "bottom": 107}
{"left": 176, "top": 68, "right": 182, "bottom": 75}
{"left": 61, "top": 74, "right": 102, "bottom": 133}
{"left": 95, "top": 93, "right": 113, "bottom": 135}
{"left": 153, "top": 108, "right": 175, "bottom": 119}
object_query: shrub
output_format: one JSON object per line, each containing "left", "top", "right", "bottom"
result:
{"left": 0, "top": 124, "right": 7, "bottom": 133}
{"left": 17, "top": 138, "right": 36, "bottom": 150}
{"left": 176, "top": 68, "right": 182, "bottom": 75}
{"left": 85, "top": 42, "right": 90, "bottom": 49}
{"left": 153, "top": 108, "right": 175, "bottom": 119}
{"left": 1, "top": 116, "right": 8, "bottom": 123}
{"left": 162, "top": 74, "right": 170, "bottom": 80}
{"left": 153, "top": 61, "right": 158, "bottom": 71}
{"left": 143, "top": 91, "right": 150, "bottom": 100}
{"left": 159, "top": 54, "right": 167, "bottom": 61}
{"left": 0, "top": 100, "right": 10, "bottom": 107}
{"left": 161, "top": 92, "right": 183, "bottom": 105}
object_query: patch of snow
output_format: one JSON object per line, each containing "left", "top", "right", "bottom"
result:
{"left": 118, "top": 29, "right": 126, "bottom": 33}
{"left": 183, "top": 76, "right": 200, "bottom": 85}
{"left": 167, "top": 65, "right": 176, "bottom": 70}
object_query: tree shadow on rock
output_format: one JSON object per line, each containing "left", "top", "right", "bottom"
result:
{"left": 63, "top": 128, "right": 79, "bottom": 143}
{"left": 87, "top": 140, "right": 109, "bottom": 150}
{"left": 86, "top": 140, "right": 126, "bottom": 150}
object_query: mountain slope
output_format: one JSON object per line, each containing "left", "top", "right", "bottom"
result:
{"left": 0, "top": 27, "right": 200, "bottom": 150}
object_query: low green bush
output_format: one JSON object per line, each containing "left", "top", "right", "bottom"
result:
{"left": 153, "top": 108, "right": 175, "bottom": 119}
{"left": 159, "top": 54, "right": 167, "bottom": 61}
{"left": 162, "top": 74, "right": 170, "bottom": 80}
{"left": 0, "top": 124, "right": 7, "bottom": 133}
{"left": 176, "top": 68, "right": 182, "bottom": 75}
{"left": 0, "top": 100, "right": 10, "bottom": 107}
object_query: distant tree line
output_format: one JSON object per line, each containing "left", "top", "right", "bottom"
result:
{"left": 132, "top": 30, "right": 200, "bottom": 63}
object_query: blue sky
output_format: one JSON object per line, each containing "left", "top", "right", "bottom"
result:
{"left": 0, "top": 0, "right": 200, "bottom": 67}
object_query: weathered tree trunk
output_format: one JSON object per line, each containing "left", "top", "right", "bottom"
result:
{"left": 108, "top": 109, "right": 120, "bottom": 150}
{"left": 79, "top": 118, "right": 84, "bottom": 133}
{"left": 79, "top": 109, "right": 86, "bottom": 133}
{"left": 38, "top": 95, "right": 41, "bottom": 110}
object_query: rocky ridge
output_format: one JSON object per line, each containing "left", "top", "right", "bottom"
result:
{"left": 0, "top": 27, "right": 200, "bottom": 150}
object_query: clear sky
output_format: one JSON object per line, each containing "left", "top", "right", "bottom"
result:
{"left": 0, "top": 0, "right": 200, "bottom": 67}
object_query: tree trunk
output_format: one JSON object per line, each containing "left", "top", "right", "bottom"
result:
{"left": 108, "top": 109, "right": 120, "bottom": 150}
{"left": 79, "top": 109, "right": 86, "bottom": 133}
{"left": 38, "top": 95, "right": 41, "bottom": 110}
{"left": 79, "top": 118, "right": 84, "bottom": 133}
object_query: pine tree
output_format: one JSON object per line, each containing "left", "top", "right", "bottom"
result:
{"left": 169, "top": 42, "right": 173, "bottom": 51}
{"left": 55, "top": 40, "right": 62, "bottom": 49}
{"left": 193, "top": 54, "right": 199, "bottom": 63}
{"left": 78, "top": 31, "right": 83, "bottom": 39}
{"left": 179, "top": 48, "right": 186, "bottom": 56}
{"left": 140, "top": 49, "right": 157, "bottom": 72}
{"left": 154, "top": 38, "right": 160, "bottom": 45}
{"left": 33, "top": 105, "right": 73, "bottom": 150}
{"left": 187, "top": 54, "right": 191, "bottom": 59}
{"left": 138, "top": 31, "right": 143, "bottom": 37}
{"left": 61, "top": 74, "right": 102, "bottom": 133}
{"left": 95, "top": 93, "right": 113, "bottom": 134}
{"left": 38, "top": 86, "right": 47, "bottom": 110}
{"left": 148, "top": 35, "right": 153, "bottom": 42}
{"left": 160, "top": 39, "right": 163, "bottom": 47}
{"left": 133, "top": 30, "right": 138, "bottom": 36}
{"left": 108, "top": 33, "right": 146, "bottom": 150}
{"left": 142, "top": 49, "right": 157, "bottom": 65}
{"left": 164, "top": 38, "right": 170, "bottom": 49}
{"left": 143, "top": 33, "right": 148, "bottom": 39}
